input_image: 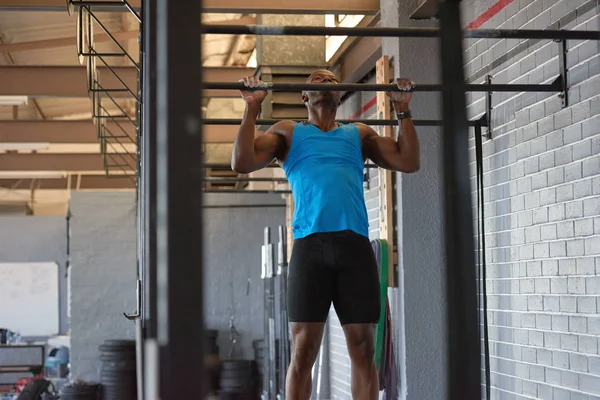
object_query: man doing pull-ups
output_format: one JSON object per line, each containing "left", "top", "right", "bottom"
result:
{"left": 231, "top": 69, "right": 420, "bottom": 400}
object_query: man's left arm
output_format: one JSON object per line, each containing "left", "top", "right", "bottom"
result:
{"left": 360, "top": 78, "right": 420, "bottom": 173}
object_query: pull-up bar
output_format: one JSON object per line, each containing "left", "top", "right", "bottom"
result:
{"left": 204, "top": 81, "right": 563, "bottom": 93}
{"left": 202, "top": 24, "right": 600, "bottom": 40}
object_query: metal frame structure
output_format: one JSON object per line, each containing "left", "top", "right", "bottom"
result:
{"left": 70, "top": 1, "right": 141, "bottom": 179}
{"left": 138, "top": 0, "right": 600, "bottom": 397}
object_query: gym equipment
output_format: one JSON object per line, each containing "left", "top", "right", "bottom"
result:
{"left": 15, "top": 379, "right": 53, "bottom": 400}
{"left": 372, "top": 239, "right": 388, "bottom": 370}
{"left": 219, "top": 360, "right": 259, "bottom": 398}
{"left": 276, "top": 226, "right": 290, "bottom": 400}
{"left": 98, "top": 339, "right": 137, "bottom": 400}
{"left": 59, "top": 381, "right": 100, "bottom": 400}
{"left": 205, "top": 330, "right": 221, "bottom": 394}
{"left": 261, "top": 228, "right": 277, "bottom": 400}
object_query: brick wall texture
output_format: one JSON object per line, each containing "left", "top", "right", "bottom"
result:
{"left": 464, "top": 0, "right": 600, "bottom": 398}
{"left": 69, "top": 191, "right": 138, "bottom": 381}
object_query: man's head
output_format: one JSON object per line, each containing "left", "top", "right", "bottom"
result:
{"left": 301, "top": 69, "right": 341, "bottom": 109}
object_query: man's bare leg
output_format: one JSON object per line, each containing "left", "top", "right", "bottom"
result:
{"left": 285, "top": 322, "right": 325, "bottom": 400}
{"left": 343, "top": 323, "right": 378, "bottom": 400}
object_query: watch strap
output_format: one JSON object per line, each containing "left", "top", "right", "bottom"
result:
{"left": 396, "top": 110, "right": 412, "bottom": 120}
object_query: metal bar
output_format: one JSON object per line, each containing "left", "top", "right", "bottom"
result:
{"left": 204, "top": 189, "right": 292, "bottom": 194}
{"left": 205, "top": 118, "right": 484, "bottom": 127}
{"left": 556, "top": 39, "right": 569, "bottom": 108}
{"left": 202, "top": 162, "right": 380, "bottom": 169}
{"left": 85, "top": 7, "right": 140, "bottom": 69}
{"left": 203, "top": 24, "right": 600, "bottom": 40}
{"left": 205, "top": 82, "right": 562, "bottom": 93}
{"left": 203, "top": 177, "right": 288, "bottom": 182}
{"left": 438, "top": 1, "right": 480, "bottom": 400}
{"left": 484, "top": 75, "right": 492, "bottom": 139}
{"left": 141, "top": 0, "right": 158, "bottom": 396}
{"left": 5, "top": 0, "right": 380, "bottom": 14}
{"left": 121, "top": 0, "right": 142, "bottom": 23}
{"left": 203, "top": 204, "right": 286, "bottom": 209}
{"left": 71, "top": 0, "right": 129, "bottom": 6}
{"left": 93, "top": 55, "right": 140, "bottom": 100}
{"left": 155, "top": 0, "right": 204, "bottom": 398}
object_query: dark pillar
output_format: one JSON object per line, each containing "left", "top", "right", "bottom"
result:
{"left": 153, "top": 0, "right": 205, "bottom": 397}
{"left": 438, "top": 1, "right": 481, "bottom": 399}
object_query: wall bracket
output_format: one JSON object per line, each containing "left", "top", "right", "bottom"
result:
{"left": 475, "top": 75, "right": 492, "bottom": 140}
{"left": 553, "top": 38, "right": 569, "bottom": 108}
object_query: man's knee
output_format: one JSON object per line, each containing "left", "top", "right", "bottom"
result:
{"left": 290, "top": 322, "right": 324, "bottom": 374}
{"left": 291, "top": 339, "right": 321, "bottom": 373}
{"left": 344, "top": 324, "right": 375, "bottom": 363}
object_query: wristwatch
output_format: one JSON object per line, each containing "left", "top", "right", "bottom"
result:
{"left": 396, "top": 110, "right": 412, "bottom": 120}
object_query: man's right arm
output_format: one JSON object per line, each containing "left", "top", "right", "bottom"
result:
{"left": 231, "top": 103, "right": 287, "bottom": 173}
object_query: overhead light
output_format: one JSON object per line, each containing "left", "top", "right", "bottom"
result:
{"left": 246, "top": 48, "right": 257, "bottom": 68}
{"left": 0, "top": 171, "right": 68, "bottom": 179}
{"left": 0, "top": 142, "right": 50, "bottom": 152}
{"left": 0, "top": 96, "right": 28, "bottom": 106}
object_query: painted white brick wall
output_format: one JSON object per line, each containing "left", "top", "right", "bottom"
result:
{"left": 464, "top": 0, "right": 600, "bottom": 398}
{"left": 69, "top": 191, "right": 138, "bottom": 381}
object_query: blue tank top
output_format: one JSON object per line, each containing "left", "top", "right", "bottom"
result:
{"left": 282, "top": 122, "right": 369, "bottom": 239}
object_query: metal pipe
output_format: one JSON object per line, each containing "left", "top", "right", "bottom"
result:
{"left": 203, "top": 177, "right": 288, "bottom": 182}
{"left": 438, "top": 1, "right": 480, "bottom": 399}
{"left": 203, "top": 24, "right": 600, "bottom": 40}
{"left": 202, "top": 162, "right": 380, "bottom": 169}
{"left": 203, "top": 204, "right": 286, "bottom": 209}
{"left": 204, "top": 81, "right": 562, "bottom": 93}
{"left": 203, "top": 189, "right": 292, "bottom": 194}
{"left": 205, "top": 118, "right": 482, "bottom": 127}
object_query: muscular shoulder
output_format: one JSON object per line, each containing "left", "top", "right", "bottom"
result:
{"left": 270, "top": 120, "right": 296, "bottom": 138}
{"left": 352, "top": 122, "right": 378, "bottom": 142}
{"left": 261, "top": 120, "right": 295, "bottom": 161}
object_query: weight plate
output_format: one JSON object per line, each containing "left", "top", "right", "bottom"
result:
{"left": 220, "top": 370, "right": 256, "bottom": 379}
{"left": 220, "top": 360, "right": 255, "bottom": 370}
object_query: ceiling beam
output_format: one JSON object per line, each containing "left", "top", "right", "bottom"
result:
{"left": 0, "top": 0, "right": 378, "bottom": 13}
{"left": 0, "top": 175, "right": 135, "bottom": 190}
{"left": 0, "top": 153, "right": 135, "bottom": 171}
{"left": 0, "top": 16, "right": 257, "bottom": 54}
{"left": 0, "top": 30, "right": 138, "bottom": 53}
{"left": 0, "top": 66, "right": 253, "bottom": 97}
{"left": 0, "top": 120, "right": 134, "bottom": 143}
{"left": 0, "top": 120, "right": 260, "bottom": 143}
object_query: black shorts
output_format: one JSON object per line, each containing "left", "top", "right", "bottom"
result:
{"left": 287, "top": 230, "right": 381, "bottom": 325}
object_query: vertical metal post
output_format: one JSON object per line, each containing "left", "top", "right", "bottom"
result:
{"left": 438, "top": 1, "right": 481, "bottom": 399}
{"left": 261, "top": 235, "right": 270, "bottom": 399}
{"left": 556, "top": 39, "right": 569, "bottom": 108}
{"left": 141, "top": 0, "right": 159, "bottom": 397}
{"left": 262, "top": 227, "right": 276, "bottom": 400}
{"left": 277, "top": 225, "right": 290, "bottom": 400}
{"left": 155, "top": 0, "right": 204, "bottom": 397}
{"left": 484, "top": 75, "right": 492, "bottom": 140}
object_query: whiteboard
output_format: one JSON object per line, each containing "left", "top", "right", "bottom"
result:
{"left": 0, "top": 262, "right": 60, "bottom": 336}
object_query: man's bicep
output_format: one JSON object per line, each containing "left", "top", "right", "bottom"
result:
{"left": 252, "top": 133, "right": 282, "bottom": 167}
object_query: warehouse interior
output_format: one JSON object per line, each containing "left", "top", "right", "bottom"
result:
{"left": 0, "top": 0, "right": 599, "bottom": 398}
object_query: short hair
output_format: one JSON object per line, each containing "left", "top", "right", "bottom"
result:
{"left": 306, "top": 69, "right": 338, "bottom": 83}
